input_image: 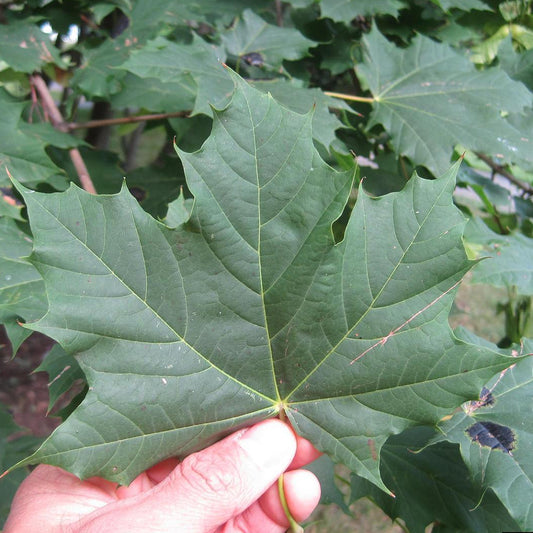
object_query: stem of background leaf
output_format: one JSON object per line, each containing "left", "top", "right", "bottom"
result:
{"left": 324, "top": 91, "right": 374, "bottom": 103}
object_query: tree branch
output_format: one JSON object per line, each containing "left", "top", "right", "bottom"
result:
{"left": 66, "top": 110, "right": 190, "bottom": 131}
{"left": 69, "top": 149, "right": 96, "bottom": 194}
{"left": 30, "top": 74, "right": 97, "bottom": 194}
{"left": 30, "top": 75, "right": 66, "bottom": 129}
{"left": 275, "top": 0, "right": 283, "bottom": 26}
{"left": 474, "top": 152, "right": 533, "bottom": 197}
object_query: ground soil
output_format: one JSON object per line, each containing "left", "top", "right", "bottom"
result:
{"left": 0, "top": 327, "right": 58, "bottom": 437}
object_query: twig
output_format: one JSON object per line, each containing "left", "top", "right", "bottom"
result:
{"left": 324, "top": 90, "right": 375, "bottom": 103}
{"left": 69, "top": 149, "right": 95, "bottom": 194}
{"left": 399, "top": 156, "right": 409, "bottom": 182}
{"left": 66, "top": 110, "right": 190, "bottom": 131}
{"left": 474, "top": 151, "right": 533, "bottom": 197}
{"left": 30, "top": 74, "right": 97, "bottom": 194}
{"left": 123, "top": 120, "right": 146, "bottom": 172}
{"left": 30, "top": 74, "right": 65, "bottom": 129}
{"left": 275, "top": 0, "right": 283, "bottom": 26}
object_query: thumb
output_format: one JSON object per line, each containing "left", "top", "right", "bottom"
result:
{"left": 83, "top": 419, "right": 298, "bottom": 533}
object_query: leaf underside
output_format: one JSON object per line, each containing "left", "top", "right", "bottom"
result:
{"left": 14, "top": 74, "right": 513, "bottom": 490}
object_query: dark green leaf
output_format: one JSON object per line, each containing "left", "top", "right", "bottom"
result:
{"left": 285, "top": 0, "right": 315, "bottom": 8}
{"left": 36, "top": 344, "right": 84, "bottom": 412}
{"left": 221, "top": 9, "right": 316, "bottom": 69}
{"left": 320, "top": 0, "right": 406, "bottom": 20}
{"left": 122, "top": 35, "right": 232, "bottom": 115}
{"left": 47, "top": 146, "right": 123, "bottom": 193}
{"left": 498, "top": 37, "right": 533, "bottom": 91}
{"left": 317, "top": 23, "right": 361, "bottom": 76}
{"left": 0, "top": 406, "right": 42, "bottom": 528}
{"left": 48, "top": 147, "right": 184, "bottom": 218}
{"left": 90, "top": 1, "right": 134, "bottom": 24}
{"left": 0, "top": 218, "right": 47, "bottom": 355}
{"left": 464, "top": 217, "right": 533, "bottom": 294}
{"left": 165, "top": 0, "right": 272, "bottom": 26}
{"left": 71, "top": 0, "right": 192, "bottom": 97}
{"left": 13, "top": 75, "right": 512, "bottom": 491}
{"left": 124, "top": 155, "right": 186, "bottom": 218}
{"left": 437, "top": 336, "right": 533, "bottom": 530}
{"left": 356, "top": 27, "right": 533, "bottom": 174}
{"left": 431, "top": 0, "right": 491, "bottom": 11}
{"left": 358, "top": 153, "right": 411, "bottom": 196}
{"left": 249, "top": 79, "right": 353, "bottom": 150}
{"left": 0, "top": 89, "right": 66, "bottom": 189}
{"left": 304, "top": 455, "right": 350, "bottom": 512}
{"left": 169, "top": 115, "right": 213, "bottom": 153}
{"left": 110, "top": 72, "right": 196, "bottom": 113}
{"left": 0, "top": 18, "right": 66, "bottom": 73}
{"left": 163, "top": 190, "right": 191, "bottom": 229}
{"left": 19, "top": 123, "right": 87, "bottom": 150}
{"left": 123, "top": 39, "right": 347, "bottom": 149}
{"left": 351, "top": 426, "right": 519, "bottom": 533}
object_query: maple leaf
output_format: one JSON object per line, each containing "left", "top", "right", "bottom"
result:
{"left": 437, "top": 333, "right": 533, "bottom": 530}
{"left": 0, "top": 89, "right": 66, "bottom": 189}
{"left": 0, "top": 218, "right": 47, "bottom": 354}
{"left": 356, "top": 27, "right": 533, "bottom": 175}
{"left": 12, "top": 74, "right": 512, "bottom": 490}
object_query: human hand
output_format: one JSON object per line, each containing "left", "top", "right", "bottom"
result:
{"left": 4, "top": 419, "right": 321, "bottom": 533}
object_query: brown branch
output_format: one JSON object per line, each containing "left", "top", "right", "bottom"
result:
{"left": 69, "top": 148, "right": 95, "bottom": 194}
{"left": 66, "top": 110, "right": 190, "bottom": 131}
{"left": 30, "top": 74, "right": 97, "bottom": 194}
{"left": 475, "top": 152, "right": 533, "bottom": 197}
{"left": 275, "top": 0, "right": 283, "bottom": 26}
{"left": 122, "top": 120, "right": 146, "bottom": 172}
{"left": 30, "top": 74, "right": 65, "bottom": 129}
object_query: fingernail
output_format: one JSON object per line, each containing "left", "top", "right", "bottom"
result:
{"left": 237, "top": 419, "right": 297, "bottom": 471}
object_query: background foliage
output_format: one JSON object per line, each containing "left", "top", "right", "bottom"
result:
{"left": 1, "top": 0, "right": 533, "bottom": 531}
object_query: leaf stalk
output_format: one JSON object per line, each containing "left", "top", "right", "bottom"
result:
{"left": 324, "top": 91, "right": 375, "bottom": 103}
{"left": 278, "top": 474, "right": 304, "bottom": 533}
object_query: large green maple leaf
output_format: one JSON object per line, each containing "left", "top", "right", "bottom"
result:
{"left": 13, "top": 75, "right": 512, "bottom": 490}
{"left": 356, "top": 27, "right": 533, "bottom": 175}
